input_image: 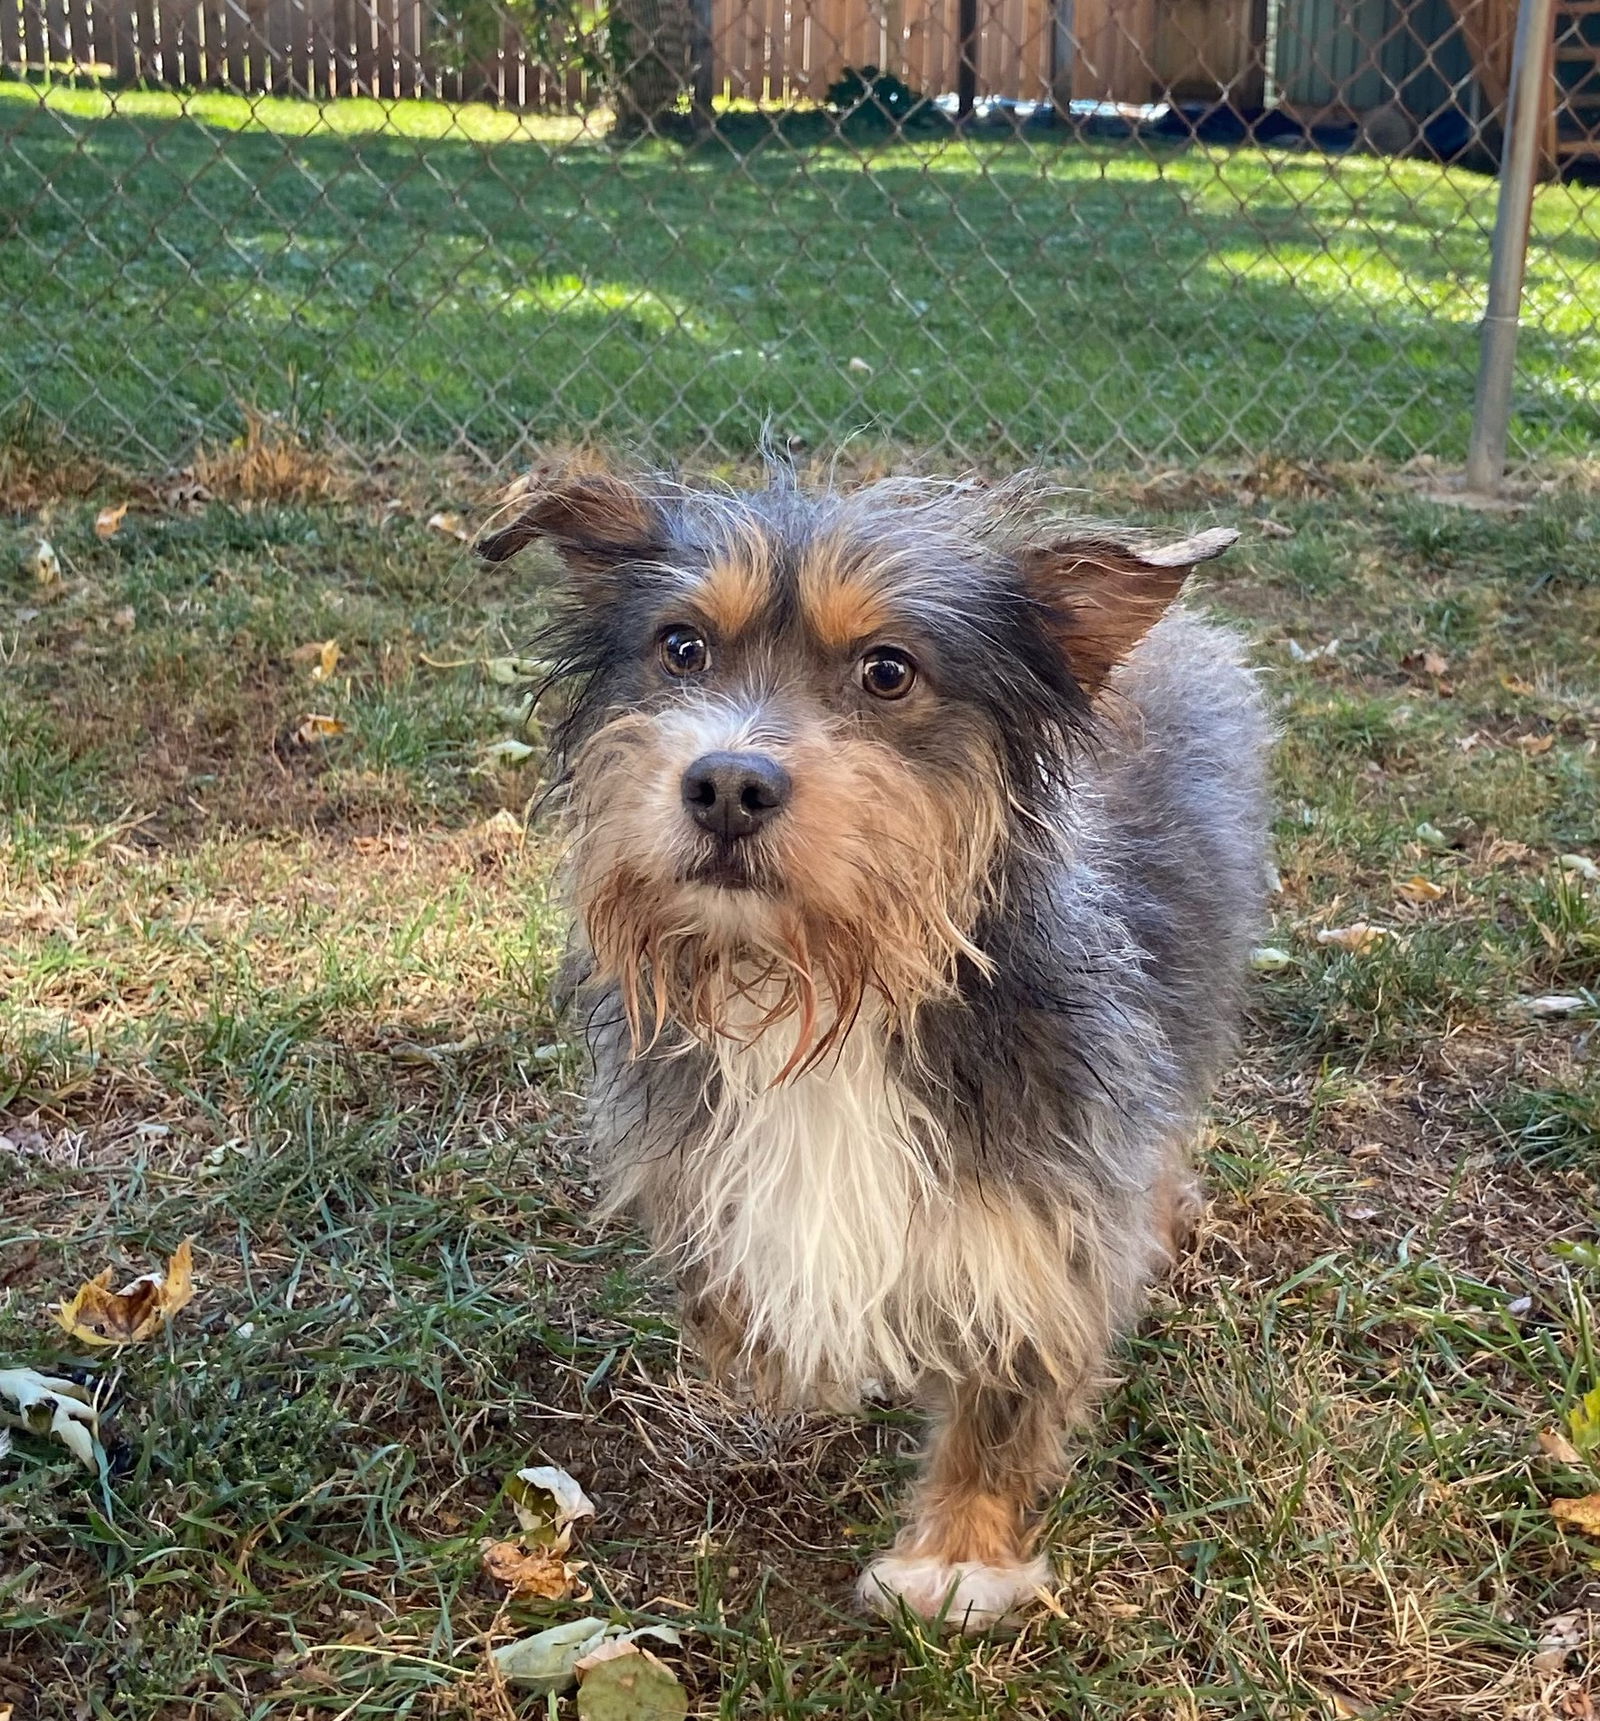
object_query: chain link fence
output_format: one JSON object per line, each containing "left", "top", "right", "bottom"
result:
{"left": 2, "top": 0, "right": 1598, "bottom": 474}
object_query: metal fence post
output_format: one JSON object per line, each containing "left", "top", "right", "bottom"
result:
{"left": 1466, "top": 0, "right": 1558, "bottom": 493}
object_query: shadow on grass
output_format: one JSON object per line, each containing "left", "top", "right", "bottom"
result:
{"left": 3, "top": 95, "right": 1596, "bottom": 466}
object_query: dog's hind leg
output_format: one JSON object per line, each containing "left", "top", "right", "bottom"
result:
{"left": 858, "top": 1372, "right": 1075, "bottom": 1632}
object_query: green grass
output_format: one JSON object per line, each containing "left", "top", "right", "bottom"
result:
{"left": 2, "top": 462, "right": 1599, "bottom": 1718}
{"left": 2, "top": 80, "right": 1599, "bottom": 470}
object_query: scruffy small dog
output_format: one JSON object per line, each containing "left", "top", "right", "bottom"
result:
{"left": 479, "top": 457, "right": 1270, "bottom": 1631}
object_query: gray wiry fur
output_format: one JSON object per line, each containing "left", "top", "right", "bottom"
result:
{"left": 491, "top": 465, "right": 1273, "bottom": 1629}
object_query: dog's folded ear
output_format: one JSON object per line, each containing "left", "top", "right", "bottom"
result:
{"left": 1018, "top": 526, "right": 1238, "bottom": 694}
{"left": 475, "top": 464, "right": 668, "bottom": 581}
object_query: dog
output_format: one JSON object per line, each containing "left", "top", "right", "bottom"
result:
{"left": 478, "top": 456, "right": 1271, "bottom": 1631}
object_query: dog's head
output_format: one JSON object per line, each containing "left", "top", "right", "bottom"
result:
{"left": 481, "top": 458, "right": 1233, "bottom": 1068}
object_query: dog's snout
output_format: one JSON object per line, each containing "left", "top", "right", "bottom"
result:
{"left": 681, "top": 751, "right": 791, "bottom": 841}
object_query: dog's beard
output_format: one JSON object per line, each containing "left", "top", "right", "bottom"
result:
{"left": 568, "top": 715, "right": 1007, "bottom": 1077}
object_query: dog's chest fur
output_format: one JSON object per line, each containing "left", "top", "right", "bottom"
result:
{"left": 600, "top": 1001, "right": 1124, "bottom": 1403}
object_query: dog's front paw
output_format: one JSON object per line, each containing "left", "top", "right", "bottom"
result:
{"left": 858, "top": 1552, "right": 1050, "bottom": 1632}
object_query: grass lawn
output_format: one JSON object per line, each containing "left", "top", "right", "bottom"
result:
{"left": 1, "top": 439, "right": 1598, "bottom": 1718}
{"left": 2, "top": 81, "right": 1600, "bottom": 470}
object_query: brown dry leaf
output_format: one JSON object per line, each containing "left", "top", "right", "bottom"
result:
{"left": 1395, "top": 874, "right": 1445, "bottom": 905}
{"left": 109, "top": 605, "right": 136, "bottom": 632}
{"left": 94, "top": 502, "right": 129, "bottom": 539}
{"left": 1551, "top": 1494, "right": 1600, "bottom": 1536}
{"left": 1518, "top": 733, "right": 1556, "bottom": 757}
{"left": 1501, "top": 673, "right": 1536, "bottom": 695}
{"left": 1316, "top": 923, "right": 1389, "bottom": 954}
{"left": 1483, "top": 838, "right": 1533, "bottom": 867}
{"left": 53, "top": 1238, "right": 195, "bottom": 1347}
{"left": 1540, "top": 1428, "right": 1585, "bottom": 1464}
{"left": 1403, "top": 647, "right": 1449, "bottom": 678}
{"left": 427, "top": 510, "right": 469, "bottom": 540}
{"left": 294, "top": 714, "right": 346, "bottom": 744}
{"left": 480, "top": 1539, "right": 583, "bottom": 1602}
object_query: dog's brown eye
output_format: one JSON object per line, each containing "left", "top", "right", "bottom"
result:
{"left": 860, "top": 648, "right": 916, "bottom": 700}
{"left": 659, "top": 627, "right": 710, "bottom": 677}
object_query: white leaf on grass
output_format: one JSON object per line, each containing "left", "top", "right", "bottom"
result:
{"left": 1514, "top": 994, "right": 1593, "bottom": 1018}
{"left": 508, "top": 1464, "right": 596, "bottom": 1549}
{"left": 486, "top": 656, "right": 543, "bottom": 685}
{"left": 1559, "top": 853, "right": 1600, "bottom": 883}
{"left": 1250, "top": 947, "right": 1293, "bottom": 974}
{"left": 491, "top": 1621, "right": 683, "bottom": 1693}
{"left": 491, "top": 1618, "right": 611, "bottom": 1691}
{"left": 1532, "top": 1611, "right": 1587, "bottom": 1672}
{"left": 484, "top": 739, "right": 536, "bottom": 768}
{"left": 1286, "top": 637, "right": 1339, "bottom": 663}
{"left": 30, "top": 540, "right": 62, "bottom": 588}
{"left": 0, "top": 1366, "right": 102, "bottom": 1470}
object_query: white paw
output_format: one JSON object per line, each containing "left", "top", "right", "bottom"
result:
{"left": 858, "top": 1552, "right": 1050, "bottom": 1632}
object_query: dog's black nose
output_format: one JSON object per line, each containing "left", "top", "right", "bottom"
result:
{"left": 681, "top": 751, "right": 791, "bottom": 841}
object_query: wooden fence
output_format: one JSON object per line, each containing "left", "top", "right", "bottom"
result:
{"left": 0, "top": 0, "right": 1269, "bottom": 106}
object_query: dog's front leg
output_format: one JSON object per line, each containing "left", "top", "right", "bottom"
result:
{"left": 860, "top": 1372, "right": 1070, "bottom": 1631}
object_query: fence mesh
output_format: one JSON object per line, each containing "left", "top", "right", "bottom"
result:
{"left": 2, "top": 0, "right": 1598, "bottom": 475}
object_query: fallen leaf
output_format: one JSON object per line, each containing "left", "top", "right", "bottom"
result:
{"left": 508, "top": 1464, "right": 595, "bottom": 1550}
{"left": 1535, "top": 1612, "right": 1591, "bottom": 1672}
{"left": 846, "top": 355, "right": 872, "bottom": 374}
{"left": 1560, "top": 854, "right": 1600, "bottom": 884}
{"left": 1501, "top": 673, "right": 1536, "bottom": 695}
{"left": 1515, "top": 995, "right": 1593, "bottom": 1019}
{"left": 1255, "top": 517, "right": 1295, "bottom": 539}
{"left": 1568, "top": 1386, "right": 1600, "bottom": 1457}
{"left": 1316, "top": 923, "right": 1389, "bottom": 954}
{"left": 1518, "top": 733, "right": 1555, "bottom": 757}
{"left": 1250, "top": 946, "right": 1293, "bottom": 974}
{"left": 109, "top": 605, "right": 136, "bottom": 632}
{"left": 480, "top": 1538, "right": 583, "bottom": 1602}
{"left": 491, "top": 1617, "right": 611, "bottom": 1691}
{"left": 1395, "top": 874, "right": 1445, "bottom": 905}
{"left": 1287, "top": 637, "right": 1339, "bottom": 663}
{"left": 53, "top": 1238, "right": 195, "bottom": 1347}
{"left": 294, "top": 714, "right": 346, "bottom": 745}
{"left": 1415, "top": 821, "right": 1449, "bottom": 849}
{"left": 484, "top": 739, "right": 536, "bottom": 768}
{"left": 427, "top": 511, "right": 469, "bottom": 540}
{"left": 1551, "top": 1494, "right": 1600, "bottom": 1536}
{"left": 1403, "top": 647, "right": 1449, "bottom": 678}
{"left": 291, "top": 640, "right": 343, "bottom": 682}
{"left": 1483, "top": 837, "right": 1533, "bottom": 867}
{"left": 486, "top": 656, "right": 542, "bottom": 686}
{"left": 481, "top": 808, "right": 526, "bottom": 843}
{"left": 0, "top": 1366, "right": 101, "bottom": 1470}
{"left": 1539, "top": 1428, "right": 1584, "bottom": 1464}
{"left": 577, "top": 1643, "right": 687, "bottom": 1721}
{"left": 30, "top": 539, "right": 62, "bottom": 588}
{"left": 94, "top": 502, "right": 129, "bottom": 539}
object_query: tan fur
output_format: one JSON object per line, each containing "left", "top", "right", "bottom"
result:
{"left": 689, "top": 550, "right": 773, "bottom": 639}
{"left": 795, "top": 532, "right": 897, "bottom": 649}
{"left": 568, "top": 704, "right": 1006, "bottom": 1070}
